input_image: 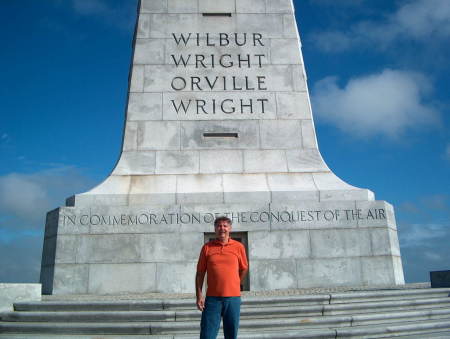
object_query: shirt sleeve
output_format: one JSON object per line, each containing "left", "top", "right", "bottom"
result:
{"left": 196, "top": 244, "right": 207, "bottom": 273}
{"left": 239, "top": 244, "right": 248, "bottom": 271}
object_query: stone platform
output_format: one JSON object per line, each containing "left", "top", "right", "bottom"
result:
{"left": 41, "top": 200, "right": 402, "bottom": 295}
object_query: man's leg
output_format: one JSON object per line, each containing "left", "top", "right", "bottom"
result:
{"left": 200, "top": 297, "right": 222, "bottom": 339}
{"left": 222, "top": 297, "right": 241, "bottom": 339}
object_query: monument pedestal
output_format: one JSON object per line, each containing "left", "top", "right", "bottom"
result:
{"left": 40, "top": 0, "right": 404, "bottom": 294}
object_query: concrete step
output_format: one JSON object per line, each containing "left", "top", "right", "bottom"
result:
{"left": 3, "top": 303, "right": 450, "bottom": 324}
{"left": 1, "top": 318, "right": 450, "bottom": 338}
{"left": 11, "top": 296, "right": 450, "bottom": 320}
{"left": 13, "top": 288, "right": 450, "bottom": 313}
{"left": 1, "top": 308, "right": 450, "bottom": 334}
{"left": 2, "top": 287, "right": 450, "bottom": 338}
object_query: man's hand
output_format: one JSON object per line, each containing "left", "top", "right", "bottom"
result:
{"left": 196, "top": 295, "right": 205, "bottom": 311}
{"left": 195, "top": 271, "right": 206, "bottom": 311}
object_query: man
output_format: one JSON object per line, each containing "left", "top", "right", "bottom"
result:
{"left": 196, "top": 216, "right": 249, "bottom": 339}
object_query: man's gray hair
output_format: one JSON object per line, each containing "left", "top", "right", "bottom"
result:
{"left": 214, "top": 216, "right": 232, "bottom": 227}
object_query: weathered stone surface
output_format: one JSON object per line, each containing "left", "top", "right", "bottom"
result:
{"left": 0, "top": 284, "right": 41, "bottom": 312}
{"left": 88, "top": 263, "right": 157, "bottom": 294}
{"left": 251, "top": 259, "right": 298, "bottom": 290}
{"left": 127, "top": 93, "right": 162, "bottom": 121}
{"left": 168, "top": 0, "right": 198, "bottom": 13}
{"left": 297, "top": 258, "right": 363, "bottom": 288}
{"left": 40, "top": 0, "right": 404, "bottom": 295}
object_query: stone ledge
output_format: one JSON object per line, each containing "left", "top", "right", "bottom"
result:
{"left": 0, "top": 284, "right": 41, "bottom": 311}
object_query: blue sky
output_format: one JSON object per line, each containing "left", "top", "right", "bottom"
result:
{"left": 0, "top": 0, "right": 448, "bottom": 284}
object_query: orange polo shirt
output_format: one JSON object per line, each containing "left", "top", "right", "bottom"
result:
{"left": 197, "top": 238, "right": 248, "bottom": 297}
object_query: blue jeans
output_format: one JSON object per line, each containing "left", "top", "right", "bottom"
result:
{"left": 200, "top": 296, "right": 241, "bottom": 339}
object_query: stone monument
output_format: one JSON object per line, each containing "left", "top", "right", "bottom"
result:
{"left": 40, "top": 0, "right": 404, "bottom": 295}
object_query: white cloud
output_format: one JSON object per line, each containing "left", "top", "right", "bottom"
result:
{"left": 0, "top": 166, "right": 94, "bottom": 229}
{"left": 424, "top": 251, "right": 442, "bottom": 261}
{"left": 399, "top": 223, "right": 448, "bottom": 248}
{"left": 0, "top": 167, "right": 94, "bottom": 282}
{"left": 312, "top": 0, "right": 450, "bottom": 52}
{"left": 311, "top": 69, "right": 439, "bottom": 138}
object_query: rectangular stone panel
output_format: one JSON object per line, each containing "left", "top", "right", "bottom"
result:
{"left": 370, "top": 228, "right": 401, "bottom": 256}
{"left": 52, "top": 264, "right": 89, "bottom": 295}
{"left": 177, "top": 174, "right": 222, "bottom": 194}
{"left": 199, "top": 0, "right": 236, "bottom": 13}
{"left": 356, "top": 201, "right": 397, "bottom": 229}
{"left": 155, "top": 150, "right": 199, "bottom": 174}
{"left": 122, "top": 122, "right": 138, "bottom": 151}
{"left": 137, "top": 121, "right": 180, "bottom": 150}
{"left": 250, "top": 259, "right": 298, "bottom": 290}
{"left": 276, "top": 92, "right": 310, "bottom": 120}
{"left": 143, "top": 65, "right": 294, "bottom": 92}
{"left": 181, "top": 120, "right": 259, "bottom": 150}
{"left": 266, "top": 0, "right": 293, "bottom": 14}
{"left": 140, "top": 233, "right": 202, "bottom": 262}
{"left": 88, "top": 263, "right": 157, "bottom": 294}
{"left": 292, "top": 65, "right": 307, "bottom": 91}
{"left": 156, "top": 262, "right": 197, "bottom": 293}
{"left": 163, "top": 92, "right": 276, "bottom": 120}
{"left": 137, "top": 14, "right": 150, "bottom": 38}
{"left": 141, "top": 0, "right": 168, "bottom": 13}
{"left": 87, "top": 204, "right": 181, "bottom": 235}
{"left": 148, "top": 14, "right": 287, "bottom": 39}
{"left": 267, "top": 173, "right": 316, "bottom": 191}
{"left": 199, "top": 150, "right": 244, "bottom": 173}
{"left": 127, "top": 93, "right": 162, "bottom": 121}
{"left": 41, "top": 236, "right": 56, "bottom": 267}
{"left": 270, "top": 38, "right": 301, "bottom": 64}
{"left": 243, "top": 150, "right": 287, "bottom": 173}
{"left": 54, "top": 235, "right": 79, "bottom": 264}
{"left": 360, "top": 256, "right": 399, "bottom": 286}
{"left": 286, "top": 149, "right": 328, "bottom": 173}
{"left": 134, "top": 39, "right": 165, "bottom": 64}
{"left": 283, "top": 14, "right": 298, "bottom": 39}
{"left": 249, "top": 230, "right": 310, "bottom": 259}
{"left": 310, "top": 228, "right": 371, "bottom": 258}
{"left": 165, "top": 38, "right": 270, "bottom": 65}
{"left": 260, "top": 120, "right": 302, "bottom": 149}
{"left": 223, "top": 174, "right": 271, "bottom": 203}
{"left": 301, "top": 120, "right": 318, "bottom": 149}
{"left": 77, "top": 234, "right": 141, "bottom": 263}
{"left": 236, "top": 0, "right": 266, "bottom": 13}
{"left": 269, "top": 200, "right": 359, "bottom": 230}
{"left": 129, "top": 175, "right": 177, "bottom": 194}
{"left": 296, "top": 257, "right": 363, "bottom": 288}
{"left": 130, "top": 65, "right": 144, "bottom": 92}
{"left": 113, "top": 151, "right": 156, "bottom": 175}
{"left": 56, "top": 207, "right": 90, "bottom": 235}
{"left": 177, "top": 174, "right": 224, "bottom": 203}
{"left": 168, "top": 0, "right": 198, "bottom": 13}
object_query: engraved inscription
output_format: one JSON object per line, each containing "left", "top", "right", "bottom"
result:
{"left": 169, "top": 32, "right": 269, "bottom": 117}
{"left": 61, "top": 208, "right": 387, "bottom": 226}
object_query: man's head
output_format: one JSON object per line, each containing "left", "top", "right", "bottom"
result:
{"left": 214, "top": 216, "right": 232, "bottom": 243}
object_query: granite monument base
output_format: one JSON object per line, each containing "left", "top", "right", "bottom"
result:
{"left": 41, "top": 199, "right": 403, "bottom": 295}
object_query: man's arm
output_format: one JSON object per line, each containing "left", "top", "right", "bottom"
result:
{"left": 239, "top": 268, "right": 248, "bottom": 283}
{"left": 195, "top": 271, "right": 206, "bottom": 311}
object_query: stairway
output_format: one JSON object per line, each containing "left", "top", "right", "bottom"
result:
{"left": 1, "top": 286, "right": 450, "bottom": 338}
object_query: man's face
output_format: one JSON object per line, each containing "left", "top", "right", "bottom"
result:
{"left": 215, "top": 220, "right": 232, "bottom": 241}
